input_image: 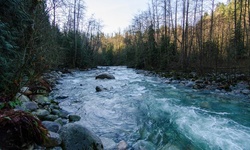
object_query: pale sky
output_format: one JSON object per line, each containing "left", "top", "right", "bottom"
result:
{"left": 84, "top": 0, "right": 148, "bottom": 34}
{"left": 84, "top": 0, "right": 228, "bottom": 34}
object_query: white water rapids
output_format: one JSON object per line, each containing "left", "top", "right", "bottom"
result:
{"left": 52, "top": 66, "right": 250, "bottom": 150}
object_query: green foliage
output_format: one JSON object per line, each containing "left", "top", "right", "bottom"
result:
{"left": 8, "top": 99, "right": 22, "bottom": 108}
{"left": 146, "top": 24, "right": 158, "bottom": 69}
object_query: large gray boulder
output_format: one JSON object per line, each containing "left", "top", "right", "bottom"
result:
{"left": 20, "top": 101, "right": 38, "bottom": 111}
{"left": 59, "top": 123, "right": 103, "bottom": 150}
{"left": 95, "top": 73, "right": 115, "bottom": 79}
{"left": 42, "top": 121, "right": 62, "bottom": 133}
{"left": 44, "top": 131, "right": 62, "bottom": 148}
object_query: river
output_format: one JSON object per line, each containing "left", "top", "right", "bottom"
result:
{"left": 52, "top": 66, "right": 250, "bottom": 150}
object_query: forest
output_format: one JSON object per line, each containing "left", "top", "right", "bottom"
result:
{"left": 0, "top": 0, "right": 250, "bottom": 99}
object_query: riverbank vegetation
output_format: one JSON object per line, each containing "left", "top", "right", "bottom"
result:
{"left": 1, "top": 0, "right": 249, "bottom": 102}
{"left": 106, "top": 0, "right": 250, "bottom": 74}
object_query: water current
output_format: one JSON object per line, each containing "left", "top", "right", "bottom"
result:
{"left": 52, "top": 66, "right": 250, "bottom": 150}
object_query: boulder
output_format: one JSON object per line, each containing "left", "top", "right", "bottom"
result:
{"left": 59, "top": 123, "right": 103, "bottom": 150}
{"left": 20, "top": 87, "right": 32, "bottom": 95}
{"left": 44, "top": 115, "right": 59, "bottom": 121}
{"left": 57, "top": 109, "right": 70, "bottom": 119}
{"left": 55, "top": 96, "right": 68, "bottom": 100}
{"left": 50, "top": 147, "right": 63, "bottom": 150}
{"left": 241, "top": 89, "right": 250, "bottom": 95}
{"left": 186, "top": 81, "right": 195, "bottom": 88}
{"left": 22, "top": 101, "right": 38, "bottom": 111}
{"left": 95, "top": 73, "right": 115, "bottom": 79}
{"left": 117, "top": 140, "right": 128, "bottom": 150}
{"left": 160, "top": 143, "right": 180, "bottom": 150}
{"left": 44, "top": 131, "right": 62, "bottom": 148}
{"left": 132, "top": 140, "right": 156, "bottom": 150}
{"left": 33, "top": 95, "right": 51, "bottom": 106}
{"left": 32, "top": 109, "right": 50, "bottom": 119}
{"left": 100, "top": 137, "right": 116, "bottom": 150}
{"left": 42, "top": 121, "right": 61, "bottom": 133}
{"left": 16, "top": 93, "right": 30, "bottom": 102}
{"left": 195, "top": 79, "right": 204, "bottom": 84}
{"left": 96, "top": 86, "right": 107, "bottom": 92}
{"left": 68, "top": 114, "right": 81, "bottom": 122}
{"left": 54, "top": 118, "right": 68, "bottom": 126}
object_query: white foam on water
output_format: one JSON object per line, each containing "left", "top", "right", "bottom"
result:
{"left": 163, "top": 103, "right": 250, "bottom": 150}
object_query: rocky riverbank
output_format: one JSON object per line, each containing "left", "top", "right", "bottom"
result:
{"left": 141, "top": 70, "right": 250, "bottom": 98}
{"left": 0, "top": 70, "right": 104, "bottom": 150}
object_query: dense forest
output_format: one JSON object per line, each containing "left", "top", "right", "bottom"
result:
{"left": 0, "top": 0, "right": 250, "bottom": 99}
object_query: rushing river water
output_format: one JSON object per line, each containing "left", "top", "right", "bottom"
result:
{"left": 52, "top": 66, "right": 250, "bottom": 150}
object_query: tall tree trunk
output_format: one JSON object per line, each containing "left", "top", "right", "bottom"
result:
{"left": 184, "top": 0, "right": 189, "bottom": 69}
{"left": 209, "top": 0, "right": 215, "bottom": 41}
{"left": 53, "top": 0, "right": 56, "bottom": 27}
{"left": 73, "top": 0, "right": 77, "bottom": 67}
{"left": 163, "top": 0, "right": 167, "bottom": 37}
{"left": 198, "top": 0, "right": 204, "bottom": 74}
{"left": 181, "top": 0, "right": 186, "bottom": 69}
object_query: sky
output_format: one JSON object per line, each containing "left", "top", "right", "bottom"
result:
{"left": 84, "top": 0, "right": 148, "bottom": 34}
{"left": 84, "top": 0, "right": 228, "bottom": 34}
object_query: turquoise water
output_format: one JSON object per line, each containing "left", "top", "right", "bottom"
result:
{"left": 53, "top": 66, "right": 250, "bottom": 150}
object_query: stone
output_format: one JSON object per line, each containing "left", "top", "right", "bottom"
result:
{"left": 22, "top": 101, "right": 38, "bottom": 111}
{"left": 199, "top": 101, "right": 210, "bottom": 109}
{"left": 100, "top": 137, "right": 116, "bottom": 150}
{"left": 132, "top": 140, "right": 156, "bottom": 150}
{"left": 55, "top": 96, "right": 69, "bottom": 99}
{"left": 54, "top": 118, "right": 68, "bottom": 126}
{"left": 186, "top": 81, "right": 195, "bottom": 88}
{"left": 96, "top": 86, "right": 107, "bottom": 92}
{"left": 16, "top": 93, "right": 30, "bottom": 102}
{"left": 96, "top": 73, "right": 115, "bottom": 79}
{"left": 20, "top": 87, "right": 32, "bottom": 95}
{"left": 43, "top": 131, "right": 62, "bottom": 148}
{"left": 44, "top": 115, "right": 59, "bottom": 121}
{"left": 59, "top": 123, "right": 103, "bottom": 150}
{"left": 32, "top": 109, "right": 50, "bottom": 119}
{"left": 50, "top": 104, "right": 60, "bottom": 110}
{"left": 50, "top": 147, "right": 63, "bottom": 150}
{"left": 51, "top": 109, "right": 61, "bottom": 115}
{"left": 58, "top": 109, "right": 70, "bottom": 119}
{"left": 33, "top": 95, "right": 51, "bottom": 106}
{"left": 42, "top": 121, "right": 61, "bottom": 133}
{"left": 49, "top": 146, "right": 63, "bottom": 150}
{"left": 117, "top": 140, "right": 128, "bottom": 150}
{"left": 195, "top": 79, "right": 204, "bottom": 84}
{"left": 68, "top": 114, "right": 81, "bottom": 122}
{"left": 241, "top": 89, "right": 250, "bottom": 95}
{"left": 160, "top": 143, "right": 180, "bottom": 150}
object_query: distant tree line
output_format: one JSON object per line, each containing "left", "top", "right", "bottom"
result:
{"left": 103, "top": 0, "right": 250, "bottom": 74}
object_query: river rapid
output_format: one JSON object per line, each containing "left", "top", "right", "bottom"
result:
{"left": 52, "top": 66, "right": 250, "bottom": 150}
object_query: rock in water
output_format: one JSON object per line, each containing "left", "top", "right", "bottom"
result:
{"left": 118, "top": 140, "right": 128, "bottom": 150}
{"left": 59, "top": 123, "right": 103, "bottom": 150}
{"left": 68, "top": 114, "right": 81, "bottom": 122}
{"left": 95, "top": 73, "right": 115, "bottom": 79}
{"left": 96, "top": 86, "right": 107, "bottom": 92}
